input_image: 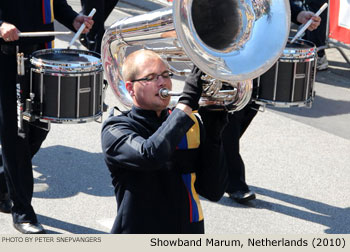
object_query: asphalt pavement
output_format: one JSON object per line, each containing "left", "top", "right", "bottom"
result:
{"left": 0, "top": 0, "right": 349, "bottom": 235}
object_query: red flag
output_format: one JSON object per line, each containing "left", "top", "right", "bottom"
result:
{"left": 329, "top": 0, "right": 350, "bottom": 44}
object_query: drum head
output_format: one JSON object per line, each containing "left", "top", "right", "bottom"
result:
{"left": 30, "top": 49, "right": 102, "bottom": 73}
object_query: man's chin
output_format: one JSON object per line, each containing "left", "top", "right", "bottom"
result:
{"left": 155, "top": 100, "right": 170, "bottom": 110}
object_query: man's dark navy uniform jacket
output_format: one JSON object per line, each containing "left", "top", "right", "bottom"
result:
{"left": 102, "top": 106, "right": 228, "bottom": 234}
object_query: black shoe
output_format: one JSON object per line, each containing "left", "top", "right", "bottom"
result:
{"left": 0, "top": 193, "right": 12, "bottom": 213}
{"left": 79, "top": 34, "right": 96, "bottom": 51}
{"left": 228, "top": 190, "right": 256, "bottom": 204}
{"left": 13, "top": 222, "right": 46, "bottom": 234}
{"left": 103, "top": 102, "right": 109, "bottom": 112}
{"left": 79, "top": 34, "right": 89, "bottom": 49}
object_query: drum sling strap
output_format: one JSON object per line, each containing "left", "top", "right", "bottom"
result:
{"left": 42, "top": 0, "right": 54, "bottom": 49}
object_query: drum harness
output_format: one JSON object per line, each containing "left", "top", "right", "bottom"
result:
{"left": 14, "top": 45, "right": 50, "bottom": 134}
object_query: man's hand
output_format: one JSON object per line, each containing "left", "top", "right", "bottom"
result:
{"left": 72, "top": 15, "right": 94, "bottom": 34}
{"left": 0, "top": 22, "right": 19, "bottom": 42}
{"left": 178, "top": 66, "right": 204, "bottom": 111}
{"left": 297, "top": 11, "right": 321, "bottom": 31}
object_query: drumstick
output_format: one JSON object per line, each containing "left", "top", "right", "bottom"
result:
{"left": 290, "top": 3, "right": 328, "bottom": 44}
{"left": 67, "top": 8, "right": 96, "bottom": 49}
{"left": 0, "top": 31, "right": 72, "bottom": 38}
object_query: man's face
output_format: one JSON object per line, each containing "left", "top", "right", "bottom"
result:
{"left": 127, "top": 57, "right": 172, "bottom": 115}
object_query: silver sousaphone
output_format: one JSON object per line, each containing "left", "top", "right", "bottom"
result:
{"left": 101, "top": 0, "right": 291, "bottom": 112}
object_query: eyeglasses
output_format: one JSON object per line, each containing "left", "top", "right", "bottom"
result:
{"left": 131, "top": 71, "right": 173, "bottom": 83}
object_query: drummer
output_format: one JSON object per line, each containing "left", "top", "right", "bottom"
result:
{"left": 0, "top": 1, "right": 93, "bottom": 234}
{"left": 224, "top": 0, "right": 321, "bottom": 204}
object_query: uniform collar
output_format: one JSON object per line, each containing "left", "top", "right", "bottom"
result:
{"left": 130, "top": 106, "right": 169, "bottom": 131}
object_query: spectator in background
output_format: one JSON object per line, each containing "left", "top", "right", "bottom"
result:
{"left": 225, "top": 0, "right": 321, "bottom": 204}
{"left": 303, "top": 0, "right": 329, "bottom": 71}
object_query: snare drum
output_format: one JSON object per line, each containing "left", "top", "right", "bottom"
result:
{"left": 253, "top": 38, "right": 317, "bottom": 107}
{"left": 30, "top": 49, "right": 103, "bottom": 123}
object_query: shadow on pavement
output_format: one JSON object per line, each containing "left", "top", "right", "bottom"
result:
{"left": 268, "top": 94, "right": 350, "bottom": 118}
{"left": 214, "top": 186, "right": 350, "bottom": 234}
{"left": 32, "top": 145, "right": 114, "bottom": 199}
{"left": 316, "top": 68, "right": 350, "bottom": 88}
{"left": 37, "top": 214, "right": 107, "bottom": 234}
{"left": 328, "top": 60, "right": 350, "bottom": 70}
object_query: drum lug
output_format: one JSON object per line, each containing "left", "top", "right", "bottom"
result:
{"left": 256, "top": 104, "right": 265, "bottom": 112}
{"left": 251, "top": 100, "right": 266, "bottom": 112}
{"left": 305, "top": 90, "right": 316, "bottom": 108}
{"left": 94, "top": 113, "right": 103, "bottom": 123}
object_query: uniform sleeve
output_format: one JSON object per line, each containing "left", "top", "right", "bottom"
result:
{"left": 101, "top": 108, "right": 195, "bottom": 172}
{"left": 0, "top": 7, "right": 3, "bottom": 45}
{"left": 290, "top": 0, "right": 303, "bottom": 25}
{"left": 0, "top": 7, "right": 3, "bottom": 22}
{"left": 195, "top": 109, "right": 229, "bottom": 202}
{"left": 54, "top": 0, "right": 78, "bottom": 31}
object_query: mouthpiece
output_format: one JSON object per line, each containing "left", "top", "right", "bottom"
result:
{"left": 159, "top": 88, "right": 182, "bottom": 99}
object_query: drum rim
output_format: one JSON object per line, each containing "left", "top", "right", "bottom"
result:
{"left": 30, "top": 48, "right": 102, "bottom": 73}
{"left": 31, "top": 67, "right": 103, "bottom": 76}
{"left": 281, "top": 37, "right": 317, "bottom": 61}
{"left": 39, "top": 111, "right": 103, "bottom": 124}
{"left": 253, "top": 97, "right": 314, "bottom": 108}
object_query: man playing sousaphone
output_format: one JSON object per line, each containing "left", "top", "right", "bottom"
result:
{"left": 101, "top": 49, "right": 228, "bottom": 233}
{"left": 0, "top": 0, "right": 93, "bottom": 234}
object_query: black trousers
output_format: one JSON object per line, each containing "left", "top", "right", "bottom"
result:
{"left": 303, "top": 0, "right": 328, "bottom": 57}
{"left": 0, "top": 158, "right": 7, "bottom": 193}
{"left": 223, "top": 103, "right": 259, "bottom": 193}
{"left": 0, "top": 45, "right": 48, "bottom": 223}
{"left": 80, "top": 0, "right": 119, "bottom": 53}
